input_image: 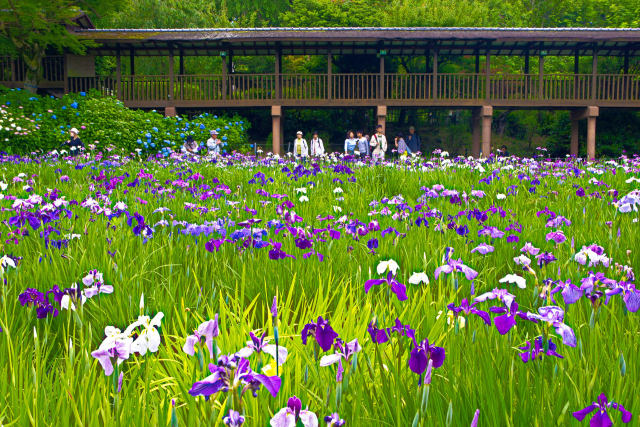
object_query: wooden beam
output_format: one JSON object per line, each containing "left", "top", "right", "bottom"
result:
{"left": 538, "top": 54, "right": 544, "bottom": 99}
{"left": 624, "top": 50, "right": 629, "bottom": 74}
{"left": 179, "top": 49, "right": 184, "bottom": 75}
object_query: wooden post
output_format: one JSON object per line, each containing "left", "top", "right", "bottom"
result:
{"left": 63, "top": 55, "right": 69, "bottom": 94}
{"left": 272, "top": 105, "right": 282, "bottom": 155}
{"left": 116, "top": 50, "right": 122, "bottom": 99}
{"left": 377, "top": 105, "right": 387, "bottom": 133}
{"left": 471, "top": 108, "right": 481, "bottom": 157}
{"left": 475, "top": 52, "right": 480, "bottom": 99}
{"left": 481, "top": 105, "right": 493, "bottom": 158}
{"left": 524, "top": 50, "right": 530, "bottom": 98}
{"left": 432, "top": 49, "right": 438, "bottom": 99}
{"left": 379, "top": 54, "right": 384, "bottom": 100}
{"left": 130, "top": 49, "right": 135, "bottom": 75}
{"left": 538, "top": 54, "right": 544, "bottom": 99}
{"left": 327, "top": 52, "right": 332, "bottom": 100}
{"left": 221, "top": 55, "right": 227, "bottom": 101}
{"left": 624, "top": 50, "right": 629, "bottom": 99}
{"left": 485, "top": 52, "right": 491, "bottom": 101}
{"left": 179, "top": 49, "right": 184, "bottom": 100}
{"left": 591, "top": 48, "right": 598, "bottom": 100}
{"left": 570, "top": 110, "right": 579, "bottom": 156}
{"left": 624, "top": 51, "right": 629, "bottom": 74}
{"left": 275, "top": 48, "right": 282, "bottom": 100}
{"left": 573, "top": 50, "right": 579, "bottom": 98}
{"left": 168, "top": 50, "right": 174, "bottom": 103}
{"left": 587, "top": 108, "right": 598, "bottom": 160}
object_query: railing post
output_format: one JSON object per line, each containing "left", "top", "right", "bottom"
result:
{"left": 624, "top": 50, "right": 629, "bottom": 99}
{"left": 168, "top": 49, "right": 174, "bottom": 103}
{"left": 63, "top": 54, "right": 69, "bottom": 94}
{"left": 485, "top": 51, "right": 491, "bottom": 102}
{"left": 275, "top": 48, "right": 282, "bottom": 100}
{"left": 574, "top": 50, "right": 579, "bottom": 99}
{"left": 524, "top": 50, "right": 530, "bottom": 98}
{"left": 475, "top": 52, "right": 480, "bottom": 99}
{"left": 221, "top": 55, "right": 227, "bottom": 100}
{"left": 379, "top": 53, "right": 384, "bottom": 100}
{"left": 538, "top": 54, "right": 544, "bottom": 100}
{"left": 327, "top": 52, "right": 332, "bottom": 100}
{"left": 591, "top": 48, "right": 598, "bottom": 101}
{"left": 116, "top": 49, "right": 122, "bottom": 99}
{"left": 432, "top": 49, "right": 438, "bottom": 99}
{"left": 10, "top": 58, "right": 16, "bottom": 84}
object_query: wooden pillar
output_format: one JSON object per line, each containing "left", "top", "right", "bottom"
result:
{"left": 165, "top": 106, "right": 177, "bottom": 117}
{"left": 221, "top": 55, "right": 227, "bottom": 101}
{"left": 474, "top": 52, "right": 480, "bottom": 99}
{"left": 130, "top": 49, "right": 135, "bottom": 75}
{"left": 275, "top": 48, "right": 282, "bottom": 100}
{"left": 570, "top": 111, "right": 579, "bottom": 157}
{"left": 432, "top": 49, "right": 438, "bottom": 99}
{"left": 485, "top": 52, "right": 491, "bottom": 101}
{"left": 377, "top": 105, "right": 387, "bottom": 133}
{"left": 168, "top": 50, "right": 174, "bottom": 103}
{"left": 586, "top": 106, "right": 598, "bottom": 160}
{"left": 471, "top": 108, "right": 481, "bottom": 158}
{"left": 272, "top": 105, "right": 282, "bottom": 155}
{"left": 481, "top": 105, "right": 493, "bottom": 158}
{"left": 538, "top": 55, "right": 544, "bottom": 99}
{"left": 327, "top": 52, "right": 332, "bottom": 100}
{"left": 116, "top": 50, "right": 122, "bottom": 99}
{"left": 379, "top": 54, "right": 385, "bottom": 100}
{"left": 591, "top": 49, "right": 598, "bottom": 100}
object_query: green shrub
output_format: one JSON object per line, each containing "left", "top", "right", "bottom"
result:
{"left": 0, "top": 87, "right": 251, "bottom": 155}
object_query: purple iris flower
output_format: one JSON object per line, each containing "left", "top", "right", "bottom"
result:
{"left": 364, "top": 271, "right": 408, "bottom": 301}
{"left": 490, "top": 302, "right": 529, "bottom": 335}
{"left": 205, "top": 238, "right": 225, "bottom": 252}
{"left": 189, "top": 355, "right": 280, "bottom": 399}
{"left": 268, "top": 240, "right": 295, "bottom": 260}
{"left": 474, "top": 288, "right": 515, "bottom": 309}
{"left": 572, "top": 393, "right": 632, "bottom": 426}
{"left": 367, "top": 318, "right": 415, "bottom": 344}
{"left": 528, "top": 306, "right": 577, "bottom": 347}
{"left": 271, "top": 396, "right": 318, "bottom": 427}
{"left": 447, "top": 298, "right": 491, "bottom": 325}
{"left": 319, "top": 338, "right": 361, "bottom": 367}
{"left": 367, "top": 238, "right": 378, "bottom": 250}
{"left": 545, "top": 230, "right": 566, "bottom": 244}
{"left": 223, "top": 410, "right": 245, "bottom": 426}
{"left": 434, "top": 258, "right": 478, "bottom": 281}
{"left": 235, "top": 331, "right": 288, "bottom": 365}
{"left": 301, "top": 316, "right": 339, "bottom": 352}
{"left": 470, "top": 243, "right": 494, "bottom": 255}
{"left": 18, "top": 288, "right": 59, "bottom": 318}
{"left": 536, "top": 252, "right": 557, "bottom": 267}
{"left": 550, "top": 280, "right": 584, "bottom": 305}
{"left": 91, "top": 337, "right": 133, "bottom": 376}
{"left": 183, "top": 316, "right": 220, "bottom": 359}
{"left": 518, "top": 336, "right": 563, "bottom": 363}
{"left": 408, "top": 338, "right": 445, "bottom": 382}
{"left": 324, "top": 413, "right": 346, "bottom": 426}
{"left": 520, "top": 242, "right": 540, "bottom": 256}
{"left": 478, "top": 226, "right": 504, "bottom": 239}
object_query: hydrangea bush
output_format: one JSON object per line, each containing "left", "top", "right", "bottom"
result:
{"left": 0, "top": 87, "right": 250, "bottom": 155}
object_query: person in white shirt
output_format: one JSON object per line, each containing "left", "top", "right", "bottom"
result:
{"left": 310, "top": 131, "right": 325, "bottom": 157}
{"left": 344, "top": 130, "right": 357, "bottom": 155}
{"left": 292, "top": 131, "right": 309, "bottom": 158}
{"left": 206, "top": 130, "right": 222, "bottom": 156}
{"left": 370, "top": 125, "right": 388, "bottom": 160}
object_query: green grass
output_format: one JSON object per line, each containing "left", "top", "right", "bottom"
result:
{"left": 0, "top": 154, "right": 638, "bottom": 426}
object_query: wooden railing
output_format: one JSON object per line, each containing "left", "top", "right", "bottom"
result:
{"left": 58, "top": 73, "right": 640, "bottom": 105}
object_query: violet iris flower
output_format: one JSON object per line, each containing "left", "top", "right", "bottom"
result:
{"left": 520, "top": 242, "right": 540, "bottom": 256}
{"left": 518, "top": 336, "right": 563, "bottom": 363}
{"left": 268, "top": 240, "right": 295, "bottom": 260}
{"left": 528, "top": 306, "right": 577, "bottom": 347}
{"left": 572, "top": 393, "right": 632, "bottom": 426}
{"left": 478, "top": 226, "right": 504, "bottom": 239}
{"left": 550, "top": 280, "right": 584, "bottom": 305}
{"left": 367, "top": 318, "right": 415, "bottom": 344}
{"left": 91, "top": 335, "right": 133, "bottom": 376}
{"left": 189, "top": 355, "right": 281, "bottom": 399}
{"left": 301, "top": 316, "right": 339, "bottom": 352}
{"left": 324, "top": 413, "right": 346, "bottom": 426}
{"left": 223, "top": 410, "right": 245, "bottom": 426}
{"left": 473, "top": 288, "right": 515, "bottom": 309}
{"left": 490, "top": 302, "right": 529, "bottom": 335}
{"left": 408, "top": 338, "right": 445, "bottom": 382}
{"left": 434, "top": 258, "right": 478, "bottom": 281}
{"left": 364, "top": 271, "right": 408, "bottom": 301}
{"left": 18, "top": 288, "right": 58, "bottom": 318}
{"left": 183, "top": 316, "right": 220, "bottom": 359}
{"left": 545, "top": 230, "right": 566, "bottom": 244}
{"left": 470, "top": 243, "right": 494, "bottom": 255}
{"left": 235, "top": 331, "right": 288, "bottom": 365}
{"left": 270, "top": 396, "right": 318, "bottom": 427}
{"left": 320, "top": 338, "right": 361, "bottom": 367}
{"left": 447, "top": 298, "right": 491, "bottom": 325}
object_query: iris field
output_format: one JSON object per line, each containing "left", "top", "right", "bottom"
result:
{"left": 1, "top": 150, "right": 640, "bottom": 426}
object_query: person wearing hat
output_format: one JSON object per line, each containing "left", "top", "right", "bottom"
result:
{"left": 63, "top": 128, "right": 85, "bottom": 156}
{"left": 181, "top": 135, "right": 199, "bottom": 154}
{"left": 292, "top": 131, "right": 308, "bottom": 159}
{"left": 206, "top": 129, "right": 222, "bottom": 156}
{"left": 310, "top": 131, "right": 325, "bottom": 157}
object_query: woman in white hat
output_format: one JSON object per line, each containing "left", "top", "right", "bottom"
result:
{"left": 292, "top": 131, "right": 308, "bottom": 159}
{"left": 206, "top": 129, "right": 222, "bottom": 156}
{"left": 63, "top": 128, "right": 85, "bottom": 156}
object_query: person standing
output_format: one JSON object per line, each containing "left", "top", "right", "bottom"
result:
{"left": 293, "top": 131, "right": 309, "bottom": 159}
{"left": 356, "top": 130, "right": 369, "bottom": 159}
{"left": 206, "top": 129, "right": 222, "bottom": 156}
{"left": 370, "top": 125, "right": 387, "bottom": 161}
{"left": 344, "top": 130, "right": 357, "bottom": 156}
{"left": 407, "top": 126, "right": 421, "bottom": 154}
{"left": 395, "top": 132, "right": 412, "bottom": 158}
{"left": 310, "top": 131, "right": 325, "bottom": 157}
{"left": 63, "top": 128, "right": 84, "bottom": 157}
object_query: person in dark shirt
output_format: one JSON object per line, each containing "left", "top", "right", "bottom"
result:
{"left": 497, "top": 144, "right": 510, "bottom": 157}
{"left": 63, "top": 128, "right": 84, "bottom": 156}
{"left": 407, "top": 126, "right": 421, "bottom": 154}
